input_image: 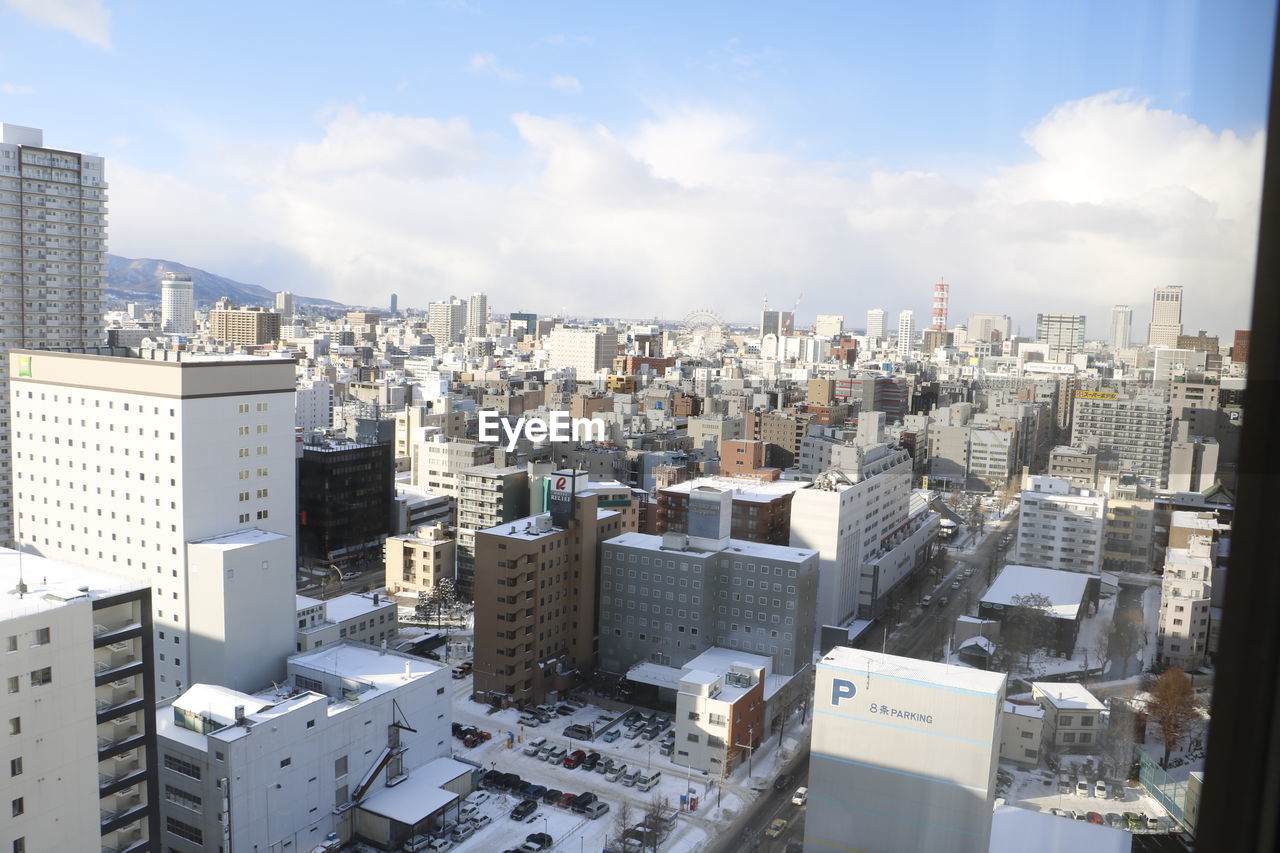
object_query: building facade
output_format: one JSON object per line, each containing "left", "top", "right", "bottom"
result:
{"left": 297, "top": 439, "right": 394, "bottom": 567}
{"left": 1148, "top": 285, "right": 1184, "bottom": 349}
{"left": 209, "top": 306, "right": 281, "bottom": 346}
{"left": 0, "top": 124, "right": 108, "bottom": 547}
{"left": 160, "top": 273, "right": 195, "bottom": 335}
{"left": 1015, "top": 476, "right": 1107, "bottom": 574}
{"left": 1071, "top": 391, "right": 1173, "bottom": 488}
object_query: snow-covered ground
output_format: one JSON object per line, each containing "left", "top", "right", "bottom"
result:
{"left": 415, "top": 675, "right": 802, "bottom": 853}
{"left": 999, "top": 764, "right": 1175, "bottom": 832}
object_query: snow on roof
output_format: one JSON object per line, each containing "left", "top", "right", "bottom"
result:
{"left": 1170, "top": 511, "right": 1227, "bottom": 532}
{"left": 188, "top": 528, "right": 289, "bottom": 548}
{"left": 763, "top": 673, "right": 793, "bottom": 701}
{"left": 324, "top": 591, "right": 395, "bottom": 624}
{"left": 297, "top": 595, "right": 324, "bottom": 610}
{"left": 1031, "top": 682, "right": 1106, "bottom": 712}
{"left": 1003, "top": 700, "right": 1045, "bottom": 720}
{"left": 626, "top": 661, "right": 685, "bottom": 691}
{"left": 685, "top": 645, "right": 772, "bottom": 675}
{"left": 989, "top": 804, "right": 1129, "bottom": 853}
{"left": 0, "top": 548, "right": 146, "bottom": 621}
{"left": 661, "top": 476, "right": 811, "bottom": 502}
{"left": 820, "top": 647, "right": 1006, "bottom": 695}
{"left": 604, "top": 531, "right": 816, "bottom": 564}
{"left": 173, "top": 683, "right": 272, "bottom": 727}
{"left": 358, "top": 757, "right": 472, "bottom": 825}
{"left": 289, "top": 641, "right": 443, "bottom": 705}
{"left": 959, "top": 636, "right": 995, "bottom": 653}
{"left": 981, "top": 565, "right": 1092, "bottom": 619}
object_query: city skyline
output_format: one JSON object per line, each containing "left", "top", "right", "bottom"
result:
{"left": 0, "top": 1, "right": 1271, "bottom": 337}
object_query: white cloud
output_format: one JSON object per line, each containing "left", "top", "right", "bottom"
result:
{"left": 3, "top": 0, "right": 111, "bottom": 49}
{"left": 468, "top": 53, "right": 522, "bottom": 82}
{"left": 549, "top": 75, "right": 582, "bottom": 94}
{"left": 0, "top": 82, "right": 35, "bottom": 95}
{"left": 108, "top": 92, "right": 1263, "bottom": 335}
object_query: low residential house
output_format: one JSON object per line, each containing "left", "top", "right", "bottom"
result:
{"left": 999, "top": 699, "right": 1046, "bottom": 767}
{"left": 1032, "top": 682, "right": 1106, "bottom": 754}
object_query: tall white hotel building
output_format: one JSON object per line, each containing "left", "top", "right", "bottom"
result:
{"left": 9, "top": 348, "right": 299, "bottom": 700}
{"left": 0, "top": 123, "right": 108, "bottom": 548}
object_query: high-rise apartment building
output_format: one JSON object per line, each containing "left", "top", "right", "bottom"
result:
{"left": 1110, "top": 304, "right": 1132, "bottom": 350}
{"left": 966, "top": 313, "right": 1011, "bottom": 343}
{"left": 865, "top": 308, "right": 887, "bottom": 340}
{"left": 808, "top": 648, "right": 1006, "bottom": 853}
{"left": 160, "top": 273, "right": 195, "bottom": 335}
{"left": 1035, "top": 313, "right": 1086, "bottom": 362}
{"left": 209, "top": 305, "right": 281, "bottom": 346}
{"left": 1015, "top": 476, "right": 1107, "bottom": 574}
{"left": 273, "top": 289, "right": 293, "bottom": 317}
{"left": 1157, "top": 511, "right": 1227, "bottom": 671}
{"left": 466, "top": 291, "right": 487, "bottom": 339}
{"left": 0, "top": 124, "right": 108, "bottom": 547}
{"left": 427, "top": 296, "right": 466, "bottom": 346}
{"left": 1, "top": 550, "right": 158, "bottom": 853}
{"left": 10, "top": 349, "right": 299, "bottom": 698}
{"left": 896, "top": 309, "right": 915, "bottom": 359}
{"left": 454, "top": 462, "right": 529, "bottom": 598}
{"left": 472, "top": 472, "right": 630, "bottom": 706}
{"left": 1148, "top": 285, "right": 1184, "bottom": 348}
{"left": 1071, "top": 390, "right": 1173, "bottom": 488}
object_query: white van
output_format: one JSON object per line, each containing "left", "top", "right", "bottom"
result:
{"left": 523, "top": 736, "right": 547, "bottom": 756}
{"left": 637, "top": 771, "right": 662, "bottom": 791}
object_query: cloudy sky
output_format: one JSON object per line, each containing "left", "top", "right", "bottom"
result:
{"left": 1, "top": 1, "right": 1273, "bottom": 337}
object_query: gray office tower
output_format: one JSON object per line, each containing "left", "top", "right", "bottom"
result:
{"left": 598, "top": 485, "right": 819, "bottom": 677}
{"left": 390, "top": 292, "right": 398, "bottom": 313}
{"left": 806, "top": 648, "right": 1006, "bottom": 853}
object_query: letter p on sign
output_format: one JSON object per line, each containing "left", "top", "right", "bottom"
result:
{"left": 831, "top": 679, "right": 856, "bottom": 706}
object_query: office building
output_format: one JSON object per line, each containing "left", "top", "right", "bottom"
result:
{"left": 1, "top": 550, "right": 158, "bottom": 853}
{"left": 296, "top": 376, "right": 335, "bottom": 434}
{"left": 1232, "top": 329, "right": 1250, "bottom": 364}
{"left": 808, "top": 648, "right": 1006, "bottom": 853}
{"left": 814, "top": 314, "right": 844, "bottom": 338}
{"left": 384, "top": 523, "right": 456, "bottom": 597}
{"left": 1015, "top": 476, "right": 1107, "bottom": 574}
{"left": 509, "top": 312, "right": 537, "bottom": 338}
{"left": 670, "top": 649, "right": 768, "bottom": 775}
{"left": 296, "top": 438, "right": 394, "bottom": 568}
{"left": 388, "top": 292, "right": 398, "bottom": 314}
{"left": 295, "top": 590, "right": 398, "bottom": 652}
{"left": 0, "top": 124, "right": 108, "bottom": 547}
{"left": 1047, "top": 445, "right": 1099, "bottom": 490}
{"left": 10, "top": 349, "right": 298, "bottom": 698}
{"left": 274, "top": 290, "right": 294, "bottom": 317}
{"left": 546, "top": 326, "right": 620, "bottom": 377}
{"left": 1157, "top": 511, "right": 1227, "bottom": 671}
{"left": 865, "top": 308, "right": 887, "bottom": 340}
{"left": 465, "top": 291, "right": 487, "bottom": 339}
{"left": 1035, "top": 313, "right": 1086, "bottom": 362}
{"left": 657, "top": 478, "right": 805, "bottom": 546}
{"left": 427, "top": 297, "right": 466, "bottom": 346}
{"left": 160, "top": 273, "right": 195, "bottom": 335}
{"left": 896, "top": 309, "right": 915, "bottom": 359}
{"left": 760, "top": 308, "right": 794, "bottom": 338}
{"left": 472, "top": 472, "right": 630, "bottom": 706}
{"left": 1110, "top": 305, "right": 1132, "bottom": 350}
{"left": 1148, "top": 285, "right": 1184, "bottom": 348}
{"left": 1071, "top": 390, "right": 1173, "bottom": 488}
{"left": 155, "top": 642, "right": 451, "bottom": 853}
{"left": 409, "top": 431, "right": 493, "bottom": 499}
{"left": 597, "top": 496, "right": 819, "bottom": 679}
{"left": 791, "top": 430, "right": 939, "bottom": 624}
{"left": 966, "top": 313, "right": 1011, "bottom": 343}
{"left": 209, "top": 305, "right": 281, "bottom": 346}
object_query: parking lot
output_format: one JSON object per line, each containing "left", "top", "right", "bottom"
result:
{"left": 1001, "top": 766, "right": 1174, "bottom": 834}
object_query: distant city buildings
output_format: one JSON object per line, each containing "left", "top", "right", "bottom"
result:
{"left": 1148, "top": 284, "right": 1184, "bottom": 348}
{"left": 161, "top": 272, "right": 196, "bottom": 335}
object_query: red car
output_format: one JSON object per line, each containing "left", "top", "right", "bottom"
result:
{"left": 1087, "top": 812, "right": 1104, "bottom": 825}
{"left": 476, "top": 730, "right": 493, "bottom": 741}
{"left": 557, "top": 792, "right": 577, "bottom": 809}
{"left": 563, "top": 749, "right": 586, "bottom": 769}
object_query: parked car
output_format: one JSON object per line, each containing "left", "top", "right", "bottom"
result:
{"left": 602, "top": 729, "right": 621, "bottom": 742}
{"left": 451, "top": 667, "right": 467, "bottom": 679}
{"left": 624, "top": 726, "right": 642, "bottom": 739}
{"left": 1094, "top": 779, "right": 1109, "bottom": 798}
{"left": 791, "top": 787, "right": 808, "bottom": 806}
{"left": 571, "top": 792, "right": 598, "bottom": 813}
{"left": 1106, "top": 813, "right": 1124, "bottom": 828}
{"left": 563, "top": 724, "right": 592, "bottom": 739}
{"left": 659, "top": 741, "right": 674, "bottom": 756}
{"left": 556, "top": 792, "right": 578, "bottom": 809}
{"left": 524, "top": 832, "right": 553, "bottom": 850}
{"left": 541, "top": 788, "right": 562, "bottom": 806}
{"left": 1076, "top": 779, "right": 1091, "bottom": 797}
{"left": 547, "top": 746, "right": 567, "bottom": 763}
{"left": 536, "top": 744, "right": 555, "bottom": 761}
{"left": 1050, "top": 808, "right": 1070, "bottom": 818}
{"left": 595, "top": 758, "right": 614, "bottom": 775}
{"left": 524, "top": 785, "right": 548, "bottom": 801}
{"left": 774, "top": 773, "right": 794, "bottom": 791}
{"left": 518, "top": 714, "right": 541, "bottom": 728}
{"left": 1111, "top": 784, "right": 1126, "bottom": 801}
{"left": 1146, "top": 815, "right": 1160, "bottom": 830}
{"left": 939, "top": 596, "right": 950, "bottom": 607}
{"left": 765, "top": 819, "right": 789, "bottom": 839}
{"left": 522, "top": 737, "right": 547, "bottom": 756}
{"left": 584, "top": 800, "right": 611, "bottom": 820}
{"left": 642, "top": 725, "right": 662, "bottom": 740}
{"left": 470, "top": 814, "right": 492, "bottom": 830}
{"left": 510, "top": 799, "right": 538, "bottom": 821}
{"left": 450, "top": 823, "right": 476, "bottom": 842}
{"left": 1124, "top": 812, "right": 1142, "bottom": 829}
{"left": 637, "top": 771, "right": 661, "bottom": 792}
{"left": 458, "top": 803, "right": 479, "bottom": 820}
{"left": 622, "top": 768, "right": 641, "bottom": 787}
{"left": 480, "top": 770, "right": 504, "bottom": 789}
{"left": 1057, "top": 774, "right": 1071, "bottom": 794}
{"left": 606, "top": 764, "right": 627, "bottom": 782}
{"left": 582, "top": 751, "right": 601, "bottom": 771}
{"left": 555, "top": 704, "right": 575, "bottom": 716}
{"left": 1087, "top": 812, "right": 1104, "bottom": 825}
{"left": 951, "top": 580, "right": 962, "bottom": 589}
{"left": 464, "top": 790, "right": 491, "bottom": 807}
{"left": 920, "top": 595, "right": 933, "bottom": 607}
{"left": 564, "top": 749, "right": 586, "bottom": 769}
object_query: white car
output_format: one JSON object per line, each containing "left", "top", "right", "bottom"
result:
{"left": 463, "top": 791, "right": 491, "bottom": 807}
{"left": 791, "top": 787, "right": 808, "bottom": 806}
{"left": 522, "top": 737, "right": 547, "bottom": 757}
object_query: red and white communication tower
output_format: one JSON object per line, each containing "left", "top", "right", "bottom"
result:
{"left": 931, "top": 278, "right": 950, "bottom": 331}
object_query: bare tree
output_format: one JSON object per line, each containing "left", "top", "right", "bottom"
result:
{"left": 427, "top": 576, "right": 457, "bottom": 628}
{"left": 644, "top": 793, "right": 667, "bottom": 853}
{"left": 1145, "top": 668, "right": 1200, "bottom": 768}
{"left": 998, "top": 592, "right": 1053, "bottom": 671}
{"left": 1099, "top": 700, "right": 1139, "bottom": 781}
{"left": 1092, "top": 631, "right": 1113, "bottom": 679}
{"left": 1106, "top": 609, "right": 1145, "bottom": 673}
{"left": 609, "top": 799, "right": 633, "bottom": 850}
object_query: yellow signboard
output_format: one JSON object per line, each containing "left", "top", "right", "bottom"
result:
{"left": 17, "top": 355, "right": 31, "bottom": 377}
{"left": 1073, "top": 390, "right": 1117, "bottom": 401}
